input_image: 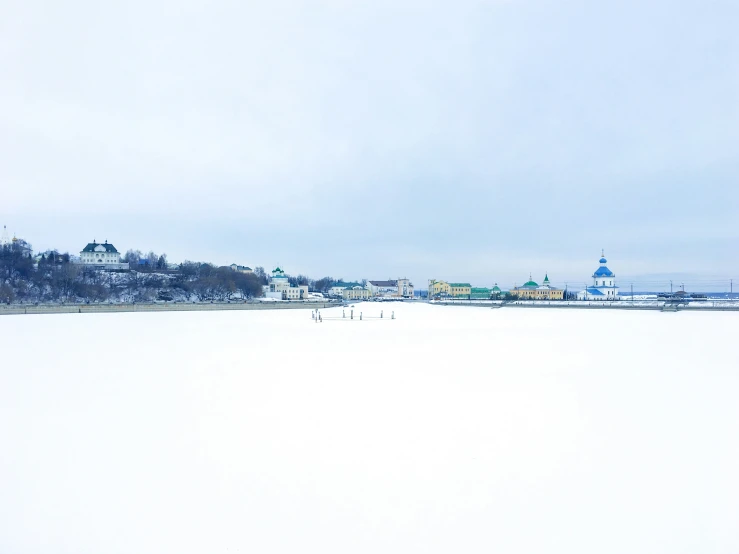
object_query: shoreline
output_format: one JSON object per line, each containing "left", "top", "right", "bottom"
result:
{"left": 0, "top": 301, "right": 338, "bottom": 316}
{"left": 431, "top": 300, "right": 739, "bottom": 311}
{"left": 4, "top": 299, "right": 738, "bottom": 315}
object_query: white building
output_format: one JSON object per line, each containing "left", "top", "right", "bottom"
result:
{"left": 230, "top": 264, "right": 253, "bottom": 274}
{"left": 397, "top": 278, "right": 414, "bottom": 298}
{"left": 578, "top": 251, "right": 619, "bottom": 301}
{"left": 264, "top": 267, "right": 309, "bottom": 300}
{"left": 328, "top": 282, "right": 363, "bottom": 297}
{"left": 367, "top": 279, "right": 414, "bottom": 298}
{"left": 328, "top": 285, "right": 347, "bottom": 297}
{"left": 79, "top": 240, "right": 130, "bottom": 270}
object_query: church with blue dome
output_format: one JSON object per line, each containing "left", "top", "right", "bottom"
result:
{"left": 577, "top": 251, "right": 620, "bottom": 301}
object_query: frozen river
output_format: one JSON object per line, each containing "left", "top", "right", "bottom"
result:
{"left": 1, "top": 303, "right": 738, "bottom": 553}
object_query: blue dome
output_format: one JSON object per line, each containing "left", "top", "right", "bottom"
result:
{"left": 593, "top": 266, "right": 614, "bottom": 277}
{"left": 599, "top": 257, "right": 607, "bottom": 264}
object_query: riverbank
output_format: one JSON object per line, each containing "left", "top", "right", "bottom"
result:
{"left": 0, "top": 300, "right": 338, "bottom": 316}
{"left": 5, "top": 298, "right": 738, "bottom": 315}
{"left": 431, "top": 300, "right": 739, "bottom": 311}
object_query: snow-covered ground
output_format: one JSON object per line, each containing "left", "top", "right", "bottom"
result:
{"left": 1, "top": 303, "right": 738, "bottom": 554}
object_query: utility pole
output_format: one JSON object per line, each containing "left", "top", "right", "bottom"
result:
{"left": 731, "top": 279, "right": 733, "bottom": 299}
{"left": 670, "top": 280, "right": 673, "bottom": 294}
{"left": 631, "top": 283, "right": 633, "bottom": 302}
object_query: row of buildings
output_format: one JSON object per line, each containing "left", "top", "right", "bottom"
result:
{"left": 328, "top": 279, "right": 414, "bottom": 300}
{"left": 430, "top": 252, "right": 620, "bottom": 301}
{"left": 71, "top": 242, "right": 623, "bottom": 302}
{"left": 260, "top": 271, "right": 416, "bottom": 301}
{"left": 429, "top": 277, "right": 565, "bottom": 300}
{"left": 428, "top": 280, "right": 504, "bottom": 299}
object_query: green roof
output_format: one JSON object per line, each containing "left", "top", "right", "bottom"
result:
{"left": 81, "top": 241, "right": 118, "bottom": 253}
{"left": 333, "top": 281, "right": 362, "bottom": 288}
{"left": 543, "top": 274, "right": 550, "bottom": 283}
{"left": 449, "top": 283, "right": 471, "bottom": 287}
{"left": 523, "top": 281, "right": 538, "bottom": 287}
{"left": 470, "top": 287, "right": 492, "bottom": 298}
{"left": 492, "top": 285, "right": 501, "bottom": 292}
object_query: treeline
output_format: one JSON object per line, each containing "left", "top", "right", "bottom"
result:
{"left": 122, "top": 249, "right": 169, "bottom": 271}
{"left": 173, "top": 262, "right": 264, "bottom": 301}
{"left": 1, "top": 241, "right": 263, "bottom": 304}
{"left": 119, "top": 252, "right": 340, "bottom": 295}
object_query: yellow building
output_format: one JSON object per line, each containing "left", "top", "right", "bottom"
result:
{"left": 342, "top": 286, "right": 372, "bottom": 300}
{"left": 429, "top": 280, "right": 451, "bottom": 296}
{"left": 509, "top": 274, "right": 564, "bottom": 300}
{"left": 428, "top": 280, "right": 472, "bottom": 298}
{"left": 449, "top": 283, "right": 472, "bottom": 297}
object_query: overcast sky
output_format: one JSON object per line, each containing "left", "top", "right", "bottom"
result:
{"left": 1, "top": 0, "right": 737, "bottom": 290}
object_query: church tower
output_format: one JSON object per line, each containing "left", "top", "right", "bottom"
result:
{"left": 581, "top": 250, "right": 619, "bottom": 300}
{"left": 1, "top": 225, "right": 10, "bottom": 246}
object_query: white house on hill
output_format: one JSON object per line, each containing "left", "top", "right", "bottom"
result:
{"left": 230, "top": 264, "right": 253, "bottom": 274}
{"left": 578, "top": 251, "right": 619, "bottom": 301}
{"left": 79, "top": 240, "right": 129, "bottom": 270}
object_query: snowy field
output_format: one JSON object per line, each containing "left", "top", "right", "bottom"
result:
{"left": 1, "top": 303, "right": 738, "bottom": 554}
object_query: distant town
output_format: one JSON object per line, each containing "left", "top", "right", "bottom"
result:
{"left": 0, "top": 225, "right": 732, "bottom": 307}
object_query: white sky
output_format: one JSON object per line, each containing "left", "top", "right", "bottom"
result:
{"left": 1, "top": 0, "right": 738, "bottom": 289}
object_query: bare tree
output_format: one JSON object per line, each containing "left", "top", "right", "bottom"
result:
{"left": 0, "top": 283, "right": 15, "bottom": 304}
{"left": 233, "top": 272, "right": 263, "bottom": 299}
{"left": 147, "top": 251, "right": 158, "bottom": 269}
{"left": 313, "top": 277, "right": 335, "bottom": 293}
{"left": 253, "top": 266, "right": 268, "bottom": 285}
{"left": 126, "top": 271, "right": 141, "bottom": 302}
{"left": 123, "top": 249, "right": 142, "bottom": 264}
{"left": 53, "top": 263, "right": 81, "bottom": 302}
{"left": 287, "top": 274, "right": 309, "bottom": 287}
